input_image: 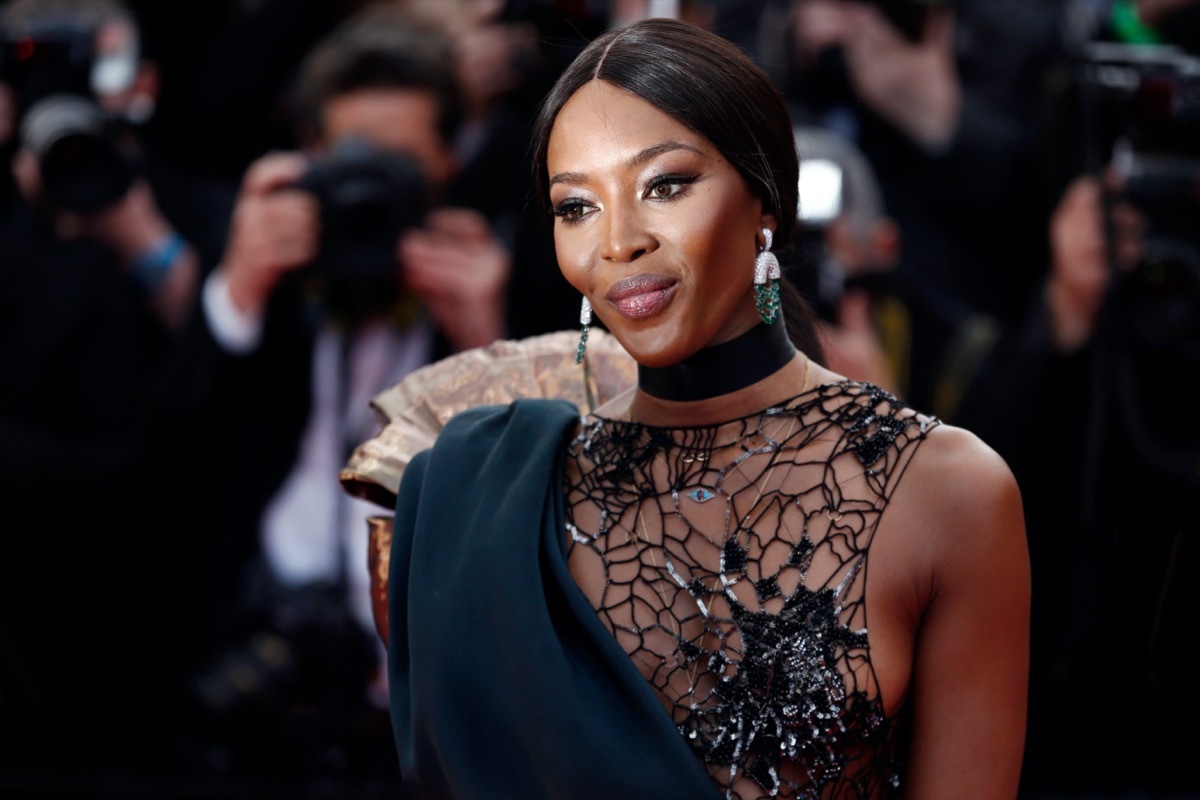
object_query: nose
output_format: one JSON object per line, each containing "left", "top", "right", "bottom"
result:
{"left": 599, "top": 203, "right": 655, "bottom": 263}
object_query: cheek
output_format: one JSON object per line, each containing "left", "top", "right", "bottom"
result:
{"left": 691, "top": 237, "right": 755, "bottom": 324}
{"left": 674, "top": 196, "right": 756, "bottom": 287}
{"left": 553, "top": 226, "right": 589, "bottom": 293}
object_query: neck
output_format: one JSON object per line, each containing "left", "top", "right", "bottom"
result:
{"left": 639, "top": 321, "right": 797, "bottom": 402}
{"left": 631, "top": 322, "right": 807, "bottom": 426}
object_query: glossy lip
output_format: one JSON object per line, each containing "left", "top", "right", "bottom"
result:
{"left": 604, "top": 274, "right": 679, "bottom": 320}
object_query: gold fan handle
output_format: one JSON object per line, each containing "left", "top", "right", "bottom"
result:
{"left": 366, "top": 515, "right": 394, "bottom": 646}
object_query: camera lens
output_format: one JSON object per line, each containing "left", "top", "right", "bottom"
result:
{"left": 19, "top": 93, "right": 137, "bottom": 213}
{"left": 327, "top": 177, "right": 396, "bottom": 242}
{"left": 295, "top": 138, "right": 430, "bottom": 319}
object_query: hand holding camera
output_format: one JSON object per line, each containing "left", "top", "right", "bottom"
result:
{"left": 1072, "top": 41, "right": 1200, "bottom": 351}
{"left": 1046, "top": 175, "right": 1114, "bottom": 352}
{"left": 220, "top": 140, "right": 511, "bottom": 342}
{"left": 399, "top": 207, "right": 511, "bottom": 351}
{"left": 220, "top": 152, "right": 320, "bottom": 319}
{"left": 790, "top": 0, "right": 960, "bottom": 150}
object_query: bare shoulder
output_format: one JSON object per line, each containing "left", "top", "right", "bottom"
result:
{"left": 891, "top": 420, "right": 1027, "bottom": 577}
{"left": 910, "top": 422, "right": 1022, "bottom": 517}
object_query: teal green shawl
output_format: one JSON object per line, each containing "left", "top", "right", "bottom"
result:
{"left": 388, "top": 399, "right": 721, "bottom": 798}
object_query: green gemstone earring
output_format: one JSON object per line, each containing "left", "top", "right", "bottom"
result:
{"left": 575, "top": 295, "right": 592, "bottom": 364}
{"left": 753, "top": 228, "right": 781, "bottom": 325}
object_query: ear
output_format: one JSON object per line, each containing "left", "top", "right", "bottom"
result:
{"left": 418, "top": 136, "right": 459, "bottom": 190}
{"left": 0, "top": 84, "right": 15, "bottom": 149}
{"left": 12, "top": 146, "right": 42, "bottom": 205}
{"left": 430, "top": 143, "right": 459, "bottom": 187}
{"left": 124, "top": 62, "right": 159, "bottom": 124}
{"left": 133, "top": 61, "right": 160, "bottom": 104}
{"left": 869, "top": 218, "right": 901, "bottom": 269}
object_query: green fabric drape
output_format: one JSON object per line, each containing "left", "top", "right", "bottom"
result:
{"left": 388, "top": 398, "right": 722, "bottom": 799}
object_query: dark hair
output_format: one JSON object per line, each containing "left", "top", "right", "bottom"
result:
{"left": 530, "top": 17, "right": 824, "bottom": 362}
{"left": 291, "top": 7, "right": 463, "bottom": 147}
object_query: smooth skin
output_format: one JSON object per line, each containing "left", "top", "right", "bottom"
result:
{"left": 547, "top": 79, "right": 807, "bottom": 426}
{"left": 547, "top": 78, "right": 1030, "bottom": 798}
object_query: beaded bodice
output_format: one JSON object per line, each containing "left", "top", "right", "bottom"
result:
{"left": 563, "top": 381, "right": 938, "bottom": 799}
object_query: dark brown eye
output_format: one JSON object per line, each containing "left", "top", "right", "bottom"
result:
{"left": 553, "top": 200, "right": 591, "bottom": 223}
{"left": 645, "top": 174, "right": 697, "bottom": 201}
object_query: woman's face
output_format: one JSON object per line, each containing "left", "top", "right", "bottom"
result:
{"left": 546, "top": 79, "right": 774, "bottom": 368}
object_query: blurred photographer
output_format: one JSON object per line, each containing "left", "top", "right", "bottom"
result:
{"left": 0, "top": 0, "right": 225, "bottom": 784}
{"left": 400, "top": 0, "right": 609, "bottom": 339}
{"left": 955, "top": 17, "right": 1200, "bottom": 796}
{"left": 0, "top": 0, "right": 215, "bottom": 326}
{"left": 776, "top": 0, "right": 1064, "bottom": 415}
{"left": 173, "top": 4, "right": 510, "bottom": 782}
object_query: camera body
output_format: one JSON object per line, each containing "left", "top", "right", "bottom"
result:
{"left": 18, "top": 93, "right": 138, "bottom": 214}
{"left": 865, "top": 0, "right": 949, "bottom": 42}
{"left": 294, "top": 137, "right": 430, "bottom": 318}
{"left": 0, "top": 17, "right": 95, "bottom": 105}
{"left": 1077, "top": 42, "right": 1200, "bottom": 344}
{"left": 0, "top": 15, "right": 140, "bottom": 213}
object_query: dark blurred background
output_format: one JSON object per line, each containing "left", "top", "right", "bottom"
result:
{"left": 1, "top": 0, "right": 1197, "bottom": 797}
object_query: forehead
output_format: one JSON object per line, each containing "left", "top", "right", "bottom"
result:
{"left": 322, "top": 88, "right": 443, "bottom": 151}
{"left": 547, "top": 80, "right": 711, "bottom": 169}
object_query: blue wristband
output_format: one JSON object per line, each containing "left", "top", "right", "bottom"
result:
{"left": 132, "top": 232, "right": 186, "bottom": 291}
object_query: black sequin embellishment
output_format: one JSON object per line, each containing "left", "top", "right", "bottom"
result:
{"left": 845, "top": 385, "right": 909, "bottom": 472}
{"left": 753, "top": 576, "right": 781, "bottom": 603}
{"left": 723, "top": 539, "right": 748, "bottom": 574}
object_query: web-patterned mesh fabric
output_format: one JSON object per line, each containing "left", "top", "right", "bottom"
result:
{"left": 563, "top": 381, "right": 938, "bottom": 799}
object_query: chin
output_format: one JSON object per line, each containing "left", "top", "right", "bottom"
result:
{"left": 606, "top": 324, "right": 696, "bottom": 369}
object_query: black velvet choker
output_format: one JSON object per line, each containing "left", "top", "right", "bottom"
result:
{"left": 637, "top": 321, "right": 798, "bottom": 402}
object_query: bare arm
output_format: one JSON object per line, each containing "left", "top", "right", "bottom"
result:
{"left": 900, "top": 425, "right": 1031, "bottom": 798}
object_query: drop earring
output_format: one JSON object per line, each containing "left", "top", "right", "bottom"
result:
{"left": 575, "top": 295, "right": 592, "bottom": 364}
{"left": 754, "top": 228, "right": 781, "bottom": 324}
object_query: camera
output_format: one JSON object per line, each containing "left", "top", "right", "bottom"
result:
{"left": 1078, "top": 41, "right": 1200, "bottom": 167}
{"left": 0, "top": 17, "right": 95, "bottom": 104}
{"left": 295, "top": 137, "right": 430, "bottom": 318}
{"left": 1071, "top": 41, "right": 1200, "bottom": 502}
{"left": 866, "top": 0, "right": 949, "bottom": 42}
{"left": 18, "top": 93, "right": 138, "bottom": 213}
{"left": 1077, "top": 41, "right": 1200, "bottom": 343}
{"left": 1, "top": 14, "right": 141, "bottom": 213}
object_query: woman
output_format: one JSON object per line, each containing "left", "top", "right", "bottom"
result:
{"left": 384, "top": 17, "right": 1029, "bottom": 799}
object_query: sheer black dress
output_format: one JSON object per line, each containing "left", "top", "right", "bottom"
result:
{"left": 564, "top": 381, "right": 938, "bottom": 799}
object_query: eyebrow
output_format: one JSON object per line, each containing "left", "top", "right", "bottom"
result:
{"left": 548, "top": 140, "right": 707, "bottom": 188}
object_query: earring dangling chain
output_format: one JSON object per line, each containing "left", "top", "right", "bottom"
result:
{"left": 575, "top": 295, "right": 592, "bottom": 364}
{"left": 754, "top": 228, "right": 782, "bottom": 324}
